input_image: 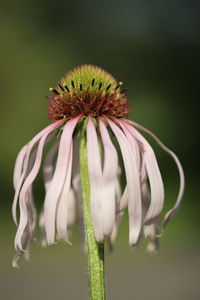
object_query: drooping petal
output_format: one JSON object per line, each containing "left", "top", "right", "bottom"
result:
{"left": 44, "top": 117, "right": 79, "bottom": 245}
{"left": 12, "top": 224, "right": 31, "bottom": 268}
{"left": 116, "top": 119, "right": 141, "bottom": 171}
{"left": 124, "top": 119, "right": 185, "bottom": 227}
{"left": 110, "top": 176, "right": 124, "bottom": 244}
{"left": 13, "top": 150, "right": 36, "bottom": 225}
{"left": 13, "top": 145, "right": 28, "bottom": 189}
{"left": 56, "top": 143, "right": 73, "bottom": 241}
{"left": 38, "top": 141, "right": 59, "bottom": 246}
{"left": 106, "top": 117, "right": 142, "bottom": 245}
{"left": 12, "top": 120, "right": 63, "bottom": 225}
{"left": 87, "top": 117, "right": 103, "bottom": 242}
{"left": 99, "top": 118, "right": 118, "bottom": 236}
{"left": 115, "top": 119, "right": 141, "bottom": 213}
{"left": 122, "top": 120, "right": 165, "bottom": 224}
{"left": 14, "top": 121, "right": 60, "bottom": 252}
{"left": 115, "top": 167, "right": 122, "bottom": 210}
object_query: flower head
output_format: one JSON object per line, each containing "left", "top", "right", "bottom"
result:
{"left": 12, "top": 64, "right": 185, "bottom": 266}
{"left": 48, "top": 64, "right": 128, "bottom": 119}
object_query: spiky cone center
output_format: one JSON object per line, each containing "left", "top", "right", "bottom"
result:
{"left": 48, "top": 64, "right": 129, "bottom": 120}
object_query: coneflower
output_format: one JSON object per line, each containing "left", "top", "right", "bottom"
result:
{"left": 13, "top": 64, "right": 185, "bottom": 300}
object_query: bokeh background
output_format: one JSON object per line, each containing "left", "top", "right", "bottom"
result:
{"left": 0, "top": 0, "right": 199, "bottom": 299}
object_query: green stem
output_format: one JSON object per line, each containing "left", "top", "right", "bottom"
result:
{"left": 79, "top": 119, "right": 106, "bottom": 300}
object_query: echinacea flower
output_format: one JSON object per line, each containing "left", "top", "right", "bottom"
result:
{"left": 13, "top": 64, "right": 185, "bottom": 270}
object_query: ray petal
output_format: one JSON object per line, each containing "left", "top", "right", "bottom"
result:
{"left": 12, "top": 120, "right": 63, "bottom": 225}
{"left": 15, "top": 121, "right": 60, "bottom": 251}
{"left": 44, "top": 117, "right": 79, "bottom": 245}
{"left": 99, "top": 119, "right": 118, "bottom": 236}
{"left": 56, "top": 143, "right": 73, "bottom": 241}
{"left": 106, "top": 118, "right": 142, "bottom": 245}
{"left": 124, "top": 119, "right": 184, "bottom": 226}
{"left": 121, "top": 121, "right": 164, "bottom": 223}
{"left": 87, "top": 117, "right": 103, "bottom": 242}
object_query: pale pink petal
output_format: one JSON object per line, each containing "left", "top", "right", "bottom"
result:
{"left": 106, "top": 118, "right": 142, "bottom": 245}
{"left": 12, "top": 225, "right": 31, "bottom": 268}
{"left": 13, "top": 145, "right": 28, "bottom": 189}
{"left": 56, "top": 144, "right": 73, "bottom": 241}
{"left": 71, "top": 136, "right": 83, "bottom": 239}
{"left": 116, "top": 120, "right": 141, "bottom": 213}
{"left": 115, "top": 167, "right": 122, "bottom": 209}
{"left": 13, "top": 150, "right": 36, "bottom": 225}
{"left": 125, "top": 119, "right": 185, "bottom": 227}
{"left": 12, "top": 120, "right": 63, "bottom": 225}
{"left": 44, "top": 117, "right": 79, "bottom": 245}
{"left": 122, "top": 120, "right": 164, "bottom": 223}
{"left": 99, "top": 119, "right": 118, "bottom": 236}
{"left": 87, "top": 117, "right": 103, "bottom": 242}
{"left": 110, "top": 177, "right": 124, "bottom": 244}
{"left": 37, "top": 140, "right": 59, "bottom": 246}
{"left": 14, "top": 121, "right": 60, "bottom": 252}
{"left": 117, "top": 119, "right": 141, "bottom": 170}
{"left": 118, "top": 152, "right": 146, "bottom": 213}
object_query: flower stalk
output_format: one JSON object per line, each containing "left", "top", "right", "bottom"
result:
{"left": 79, "top": 119, "right": 105, "bottom": 300}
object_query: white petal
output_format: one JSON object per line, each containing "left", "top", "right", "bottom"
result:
{"left": 115, "top": 168, "right": 122, "bottom": 209}
{"left": 122, "top": 121, "right": 164, "bottom": 223}
{"left": 87, "top": 117, "right": 103, "bottom": 242}
{"left": 14, "top": 122, "right": 59, "bottom": 251}
{"left": 99, "top": 119, "right": 118, "bottom": 236}
{"left": 124, "top": 119, "right": 185, "bottom": 227}
{"left": 12, "top": 120, "right": 63, "bottom": 225}
{"left": 107, "top": 118, "right": 142, "bottom": 245}
{"left": 56, "top": 143, "right": 73, "bottom": 241}
{"left": 13, "top": 145, "right": 28, "bottom": 189}
{"left": 116, "top": 120, "right": 141, "bottom": 213}
{"left": 44, "top": 117, "right": 79, "bottom": 245}
{"left": 109, "top": 169, "right": 123, "bottom": 244}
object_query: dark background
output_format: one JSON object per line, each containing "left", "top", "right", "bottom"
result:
{"left": 0, "top": 1, "right": 199, "bottom": 299}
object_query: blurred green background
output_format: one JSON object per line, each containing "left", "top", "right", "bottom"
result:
{"left": 0, "top": 0, "right": 199, "bottom": 299}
